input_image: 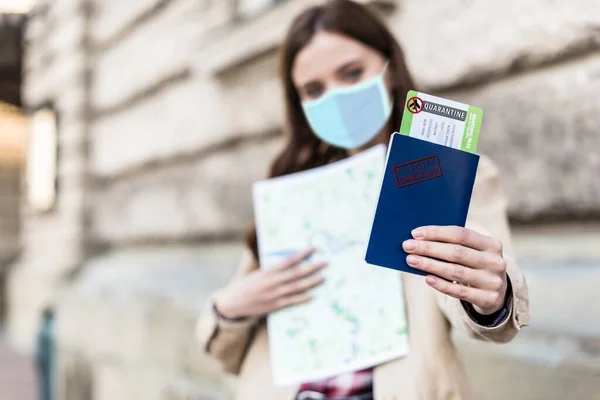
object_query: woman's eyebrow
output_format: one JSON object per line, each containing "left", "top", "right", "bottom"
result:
{"left": 335, "top": 60, "right": 362, "bottom": 74}
{"left": 296, "top": 59, "right": 363, "bottom": 90}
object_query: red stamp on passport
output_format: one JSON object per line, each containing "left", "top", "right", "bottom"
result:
{"left": 393, "top": 155, "right": 443, "bottom": 188}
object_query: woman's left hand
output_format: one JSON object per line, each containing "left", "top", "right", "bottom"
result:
{"left": 403, "top": 225, "right": 508, "bottom": 315}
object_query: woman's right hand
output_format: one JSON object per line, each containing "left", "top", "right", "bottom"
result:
{"left": 213, "top": 248, "right": 326, "bottom": 320}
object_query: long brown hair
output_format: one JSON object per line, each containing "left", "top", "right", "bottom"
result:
{"left": 245, "top": 0, "right": 415, "bottom": 260}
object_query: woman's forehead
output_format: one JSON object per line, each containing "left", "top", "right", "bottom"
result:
{"left": 292, "top": 31, "right": 379, "bottom": 85}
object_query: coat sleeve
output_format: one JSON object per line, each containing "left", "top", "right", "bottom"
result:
{"left": 195, "top": 249, "right": 260, "bottom": 375}
{"left": 436, "top": 155, "right": 530, "bottom": 343}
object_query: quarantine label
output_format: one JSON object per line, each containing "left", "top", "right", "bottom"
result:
{"left": 399, "top": 90, "right": 483, "bottom": 154}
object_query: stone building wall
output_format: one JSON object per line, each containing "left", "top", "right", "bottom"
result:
{"left": 9, "top": 0, "right": 600, "bottom": 399}
{"left": 0, "top": 164, "right": 20, "bottom": 264}
{"left": 0, "top": 104, "right": 25, "bottom": 319}
{"left": 0, "top": 104, "right": 24, "bottom": 257}
{"left": 8, "top": 0, "right": 90, "bottom": 349}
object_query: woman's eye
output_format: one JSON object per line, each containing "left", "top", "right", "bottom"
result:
{"left": 305, "top": 84, "right": 324, "bottom": 99}
{"left": 344, "top": 68, "right": 363, "bottom": 82}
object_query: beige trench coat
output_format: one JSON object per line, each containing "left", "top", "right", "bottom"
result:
{"left": 196, "top": 155, "right": 530, "bottom": 400}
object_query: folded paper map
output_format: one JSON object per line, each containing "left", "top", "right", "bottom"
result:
{"left": 252, "top": 145, "right": 410, "bottom": 386}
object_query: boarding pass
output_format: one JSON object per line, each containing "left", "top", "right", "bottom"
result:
{"left": 399, "top": 90, "right": 483, "bottom": 154}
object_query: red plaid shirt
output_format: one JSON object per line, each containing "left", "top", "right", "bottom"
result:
{"left": 297, "top": 367, "right": 373, "bottom": 398}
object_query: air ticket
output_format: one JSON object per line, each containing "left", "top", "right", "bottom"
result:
{"left": 399, "top": 90, "right": 483, "bottom": 154}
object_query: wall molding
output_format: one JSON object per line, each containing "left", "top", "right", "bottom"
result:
{"left": 92, "top": 128, "right": 281, "bottom": 187}
{"left": 92, "top": 0, "right": 179, "bottom": 54}
{"left": 194, "top": 0, "right": 397, "bottom": 77}
{"left": 92, "top": 67, "right": 191, "bottom": 119}
{"left": 433, "top": 30, "right": 600, "bottom": 94}
{"left": 94, "top": 231, "right": 243, "bottom": 252}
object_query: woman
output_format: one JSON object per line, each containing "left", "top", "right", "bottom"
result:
{"left": 196, "top": 1, "right": 529, "bottom": 399}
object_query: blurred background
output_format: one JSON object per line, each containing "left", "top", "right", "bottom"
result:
{"left": 0, "top": 0, "right": 599, "bottom": 399}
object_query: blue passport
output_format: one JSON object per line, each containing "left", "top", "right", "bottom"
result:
{"left": 365, "top": 132, "right": 480, "bottom": 276}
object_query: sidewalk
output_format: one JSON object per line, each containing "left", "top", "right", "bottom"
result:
{"left": 0, "top": 335, "right": 37, "bottom": 400}
{"left": 457, "top": 259, "right": 600, "bottom": 400}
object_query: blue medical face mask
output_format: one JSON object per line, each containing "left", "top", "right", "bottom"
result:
{"left": 301, "top": 61, "right": 392, "bottom": 149}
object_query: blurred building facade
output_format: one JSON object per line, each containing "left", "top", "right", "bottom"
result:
{"left": 0, "top": 103, "right": 25, "bottom": 321}
{"left": 0, "top": 12, "right": 25, "bottom": 107}
{"left": 0, "top": 12, "right": 26, "bottom": 321}
{"left": 7, "top": 0, "right": 600, "bottom": 399}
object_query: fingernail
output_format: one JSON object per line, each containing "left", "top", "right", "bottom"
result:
{"left": 412, "top": 228, "right": 425, "bottom": 239}
{"left": 406, "top": 255, "right": 419, "bottom": 266}
{"left": 426, "top": 276, "right": 437, "bottom": 285}
{"left": 403, "top": 240, "right": 417, "bottom": 251}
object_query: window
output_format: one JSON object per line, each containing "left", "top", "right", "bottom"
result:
{"left": 26, "top": 105, "right": 58, "bottom": 213}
